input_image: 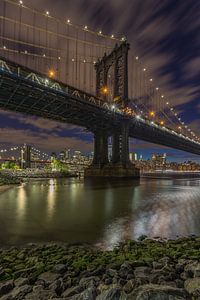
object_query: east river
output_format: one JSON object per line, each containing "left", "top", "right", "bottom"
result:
{"left": 0, "top": 178, "right": 200, "bottom": 249}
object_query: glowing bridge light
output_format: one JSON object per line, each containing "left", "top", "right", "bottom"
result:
{"left": 149, "top": 111, "right": 155, "bottom": 117}
{"left": 67, "top": 19, "right": 70, "bottom": 24}
{"left": 48, "top": 69, "right": 55, "bottom": 78}
{"left": 156, "top": 87, "right": 159, "bottom": 90}
{"left": 3, "top": 46, "right": 6, "bottom": 49}
{"left": 19, "top": 0, "right": 23, "bottom": 5}
{"left": 121, "top": 37, "right": 126, "bottom": 41}
{"left": 101, "top": 86, "right": 109, "bottom": 94}
{"left": 111, "top": 34, "right": 114, "bottom": 38}
{"left": 45, "top": 11, "right": 50, "bottom": 16}
{"left": 83, "top": 59, "right": 86, "bottom": 63}
{"left": 149, "top": 78, "right": 153, "bottom": 82}
{"left": 43, "top": 54, "right": 46, "bottom": 57}
{"left": 143, "top": 68, "right": 146, "bottom": 71}
{"left": 84, "top": 25, "right": 88, "bottom": 30}
{"left": 111, "top": 105, "right": 115, "bottom": 109}
{"left": 166, "top": 102, "right": 169, "bottom": 105}
{"left": 72, "top": 58, "right": 75, "bottom": 62}
{"left": 160, "top": 120, "right": 164, "bottom": 126}
{"left": 135, "top": 56, "right": 139, "bottom": 60}
{"left": 58, "top": 56, "right": 61, "bottom": 60}
{"left": 98, "top": 30, "right": 102, "bottom": 35}
{"left": 161, "top": 95, "right": 164, "bottom": 98}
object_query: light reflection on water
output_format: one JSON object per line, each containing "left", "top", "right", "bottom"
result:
{"left": 0, "top": 178, "right": 200, "bottom": 249}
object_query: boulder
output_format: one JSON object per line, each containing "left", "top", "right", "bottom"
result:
{"left": 14, "top": 277, "right": 29, "bottom": 287}
{"left": 71, "top": 287, "right": 97, "bottom": 300}
{"left": 62, "top": 285, "right": 83, "bottom": 297}
{"left": 96, "top": 287, "right": 122, "bottom": 300}
{"left": 38, "top": 272, "right": 60, "bottom": 286}
{"left": 53, "top": 264, "right": 67, "bottom": 274}
{"left": 127, "top": 284, "right": 191, "bottom": 300}
{"left": 185, "top": 261, "right": 200, "bottom": 277}
{"left": 0, "top": 280, "right": 14, "bottom": 296}
{"left": 184, "top": 277, "right": 200, "bottom": 294}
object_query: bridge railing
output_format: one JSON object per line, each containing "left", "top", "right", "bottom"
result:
{"left": 0, "top": 56, "right": 122, "bottom": 113}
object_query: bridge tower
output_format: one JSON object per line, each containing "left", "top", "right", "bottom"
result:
{"left": 85, "top": 42, "right": 140, "bottom": 178}
{"left": 20, "top": 144, "right": 31, "bottom": 169}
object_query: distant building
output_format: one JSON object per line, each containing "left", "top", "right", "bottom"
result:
{"left": 65, "top": 149, "right": 71, "bottom": 160}
{"left": 151, "top": 153, "right": 167, "bottom": 170}
{"left": 20, "top": 144, "right": 31, "bottom": 169}
{"left": 129, "top": 152, "right": 133, "bottom": 161}
{"left": 59, "top": 151, "right": 65, "bottom": 161}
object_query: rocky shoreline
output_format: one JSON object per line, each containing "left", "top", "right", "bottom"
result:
{"left": 0, "top": 238, "right": 200, "bottom": 299}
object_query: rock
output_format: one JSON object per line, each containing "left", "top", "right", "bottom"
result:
{"left": 0, "top": 280, "right": 14, "bottom": 296}
{"left": 134, "top": 266, "right": 151, "bottom": 278}
{"left": 118, "top": 278, "right": 126, "bottom": 286}
{"left": 14, "top": 267, "right": 36, "bottom": 278}
{"left": 53, "top": 264, "right": 67, "bottom": 274}
{"left": 97, "top": 283, "right": 118, "bottom": 294}
{"left": 121, "top": 261, "right": 132, "bottom": 271}
{"left": 33, "top": 285, "right": 44, "bottom": 292}
{"left": 152, "top": 261, "right": 163, "bottom": 270}
{"left": 123, "top": 279, "right": 136, "bottom": 293}
{"left": 9, "top": 284, "right": 32, "bottom": 299}
{"left": 71, "top": 287, "right": 97, "bottom": 300}
{"left": 106, "top": 269, "right": 118, "bottom": 277}
{"left": 184, "top": 277, "right": 200, "bottom": 294}
{"left": 14, "top": 277, "right": 29, "bottom": 287}
{"left": 79, "top": 276, "right": 100, "bottom": 288}
{"left": 185, "top": 261, "right": 200, "bottom": 277}
{"left": 49, "top": 278, "right": 65, "bottom": 295}
{"left": 62, "top": 285, "right": 83, "bottom": 297}
{"left": 105, "top": 278, "right": 112, "bottom": 285}
{"left": 96, "top": 287, "right": 121, "bottom": 300}
{"left": 158, "top": 257, "right": 171, "bottom": 266}
{"left": 38, "top": 272, "right": 60, "bottom": 286}
{"left": 127, "top": 284, "right": 191, "bottom": 300}
{"left": 175, "top": 279, "right": 184, "bottom": 288}
{"left": 25, "top": 288, "right": 56, "bottom": 300}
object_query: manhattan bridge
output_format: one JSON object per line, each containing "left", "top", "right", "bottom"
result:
{"left": 0, "top": 0, "right": 199, "bottom": 177}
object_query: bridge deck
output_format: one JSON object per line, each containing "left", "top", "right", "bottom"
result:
{"left": 0, "top": 58, "right": 200, "bottom": 156}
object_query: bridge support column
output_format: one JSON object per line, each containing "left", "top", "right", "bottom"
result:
{"left": 92, "top": 131, "right": 108, "bottom": 166}
{"left": 85, "top": 121, "right": 140, "bottom": 178}
{"left": 112, "top": 131, "right": 121, "bottom": 164}
{"left": 121, "top": 121, "right": 130, "bottom": 166}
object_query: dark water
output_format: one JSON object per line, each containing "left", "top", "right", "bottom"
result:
{"left": 0, "top": 178, "right": 200, "bottom": 249}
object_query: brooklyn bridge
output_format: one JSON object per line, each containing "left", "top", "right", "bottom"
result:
{"left": 0, "top": 0, "right": 200, "bottom": 177}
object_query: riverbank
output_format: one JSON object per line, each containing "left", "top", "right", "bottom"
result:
{"left": 0, "top": 238, "right": 200, "bottom": 299}
{"left": 0, "top": 177, "right": 21, "bottom": 194}
{"left": 0, "top": 169, "right": 77, "bottom": 179}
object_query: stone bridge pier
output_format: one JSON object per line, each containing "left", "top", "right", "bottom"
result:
{"left": 85, "top": 121, "right": 140, "bottom": 178}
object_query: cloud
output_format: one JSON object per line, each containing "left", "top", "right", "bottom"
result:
{"left": 0, "top": 127, "right": 93, "bottom": 153}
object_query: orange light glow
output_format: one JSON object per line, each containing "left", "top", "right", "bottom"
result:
{"left": 149, "top": 111, "right": 155, "bottom": 117}
{"left": 160, "top": 121, "right": 164, "bottom": 126}
{"left": 48, "top": 70, "right": 55, "bottom": 78}
{"left": 101, "top": 86, "right": 108, "bottom": 94}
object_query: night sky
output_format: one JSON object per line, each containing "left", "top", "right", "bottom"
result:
{"left": 0, "top": 0, "right": 200, "bottom": 162}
